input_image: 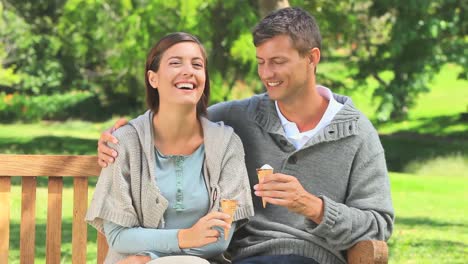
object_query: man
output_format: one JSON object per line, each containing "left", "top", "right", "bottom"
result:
{"left": 98, "top": 7, "right": 394, "bottom": 264}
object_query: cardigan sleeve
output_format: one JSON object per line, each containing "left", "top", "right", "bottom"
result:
{"left": 218, "top": 133, "right": 255, "bottom": 222}
{"left": 85, "top": 139, "right": 140, "bottom": 233}
{"left": 305, "top": 131, "right": 394, "bottom": 250}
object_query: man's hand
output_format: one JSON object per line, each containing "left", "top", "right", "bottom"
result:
{"left": 116, "top": 255, "right": 151, "bottom": 264}
{"left": 178, "top": 211, "right": 231, "bottom": 249}
{"left": 254, "top": 173, "right": 324, "bottom": 224}
{"left": 97, "top": 118, "right": 128, "bottom": 168}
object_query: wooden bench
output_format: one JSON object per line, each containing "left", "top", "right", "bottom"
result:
{"left": 0, "top": 154, "right": 388, "bottom": 263}
{"left": 0, "top": 155, "right": 108, "bottom": 263}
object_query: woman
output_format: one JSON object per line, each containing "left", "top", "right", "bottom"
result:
{"left": 86, "top": 32, "right": 254, "bottom": 264}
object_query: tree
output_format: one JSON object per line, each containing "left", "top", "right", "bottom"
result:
{"left": 354, "top": 0, "right": 467, "bottom": 121}
{"left": 1, "top": 0, "right": 465, "bottom": 122}
{"left": 258, "top": 0, "right": 289, "bottom": 17}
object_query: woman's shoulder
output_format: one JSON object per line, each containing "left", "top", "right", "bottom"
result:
{"left": 112, "top": 124, "right": 138, "bottom": 141}
{"left": 200, "top": 116, "right": 234, "bottom": 136}
{"left": 109, "top": 124, "right": 140, "bottom": 153}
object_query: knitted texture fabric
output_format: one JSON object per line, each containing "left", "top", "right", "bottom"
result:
{"left": 208, "top": 93, "right": 394, "bottom": 264}
{"left": 86, "top": 110, "right": 254, "bottom": 263}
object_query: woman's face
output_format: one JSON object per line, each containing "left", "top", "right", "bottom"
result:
{"left": 148, "top": 42, "right": 206, "bottom": 110}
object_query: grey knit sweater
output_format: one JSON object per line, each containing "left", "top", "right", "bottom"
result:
{"left": 86, "top": 110, "right": 254, "bottom": 263}
{"left": 208, "top": 93, "right": 394, "bottom": 264}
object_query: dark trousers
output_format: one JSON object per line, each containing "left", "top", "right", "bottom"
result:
{"left": 233, "top": 255, "right": 320, "bottom": 264}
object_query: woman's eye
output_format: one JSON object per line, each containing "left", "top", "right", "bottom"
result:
{"left": 169, "top": 61, "right": 181, "bottom": 65}
{"left": 193, "top": 63, "right": 203, "bottom": 68}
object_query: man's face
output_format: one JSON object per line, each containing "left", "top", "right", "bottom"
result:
{"left": 256, "top": 35, "right": 313, "bottom": 103}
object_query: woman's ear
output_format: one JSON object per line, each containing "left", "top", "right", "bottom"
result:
{"left": 147, "top": 70, "right": 159, "bottom": 89}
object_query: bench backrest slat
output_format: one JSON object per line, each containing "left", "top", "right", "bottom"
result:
{"left": 0, "top": 176, "right": 11, "bottom": 264}
{"left": 97, "top": 230, "right": 109, "bottom": 263}
{"left": 21, "top": 177, "right": 37, "bottom": 264}
{"left": 73, "top": 177, "right": 88, "bottom": 263}
{"left": 0, "top": 154, "right": 107, "bottom": 263}
{"left": 46, "top": 177, "right": 63, "bottom": 263}
{"left": 1, "top": 155, "right": 100, "bottom": 177}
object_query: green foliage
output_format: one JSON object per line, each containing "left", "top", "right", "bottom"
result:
{"left": 0, "top": 91, "right": 93, "bottom": 122}
{"left": 0, "top": 0, "right": 466, "bottom": 121}
{"left": 292, "top": 0, "right": 467, "bottom": 121}
{"left": 355, "top": 0, "right": 467, "bottom": 121}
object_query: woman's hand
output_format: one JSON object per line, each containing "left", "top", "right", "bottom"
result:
{"left": 178, "top": 212, "right": 231, "bottom": 249}
{"left": 116, "top": 255, "right": 151, "bottom": 264}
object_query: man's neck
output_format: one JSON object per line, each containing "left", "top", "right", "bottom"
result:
{"left": 277, "top": 87, "right": 329, "bottom": 132}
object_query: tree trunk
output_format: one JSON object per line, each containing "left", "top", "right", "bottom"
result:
{"left": 258, "top": 0, "right": 290, "bottom": 18}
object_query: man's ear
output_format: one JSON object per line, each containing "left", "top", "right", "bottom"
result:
{"left": 147, "top": 70, "right": 159, "bottom": 89}
{"left": 308, "top": 47, "right": 321, "bottom": 66}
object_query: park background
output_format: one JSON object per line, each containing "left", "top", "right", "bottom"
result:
{"left": 0, "top": 0, "right": 466, "bottom": 263}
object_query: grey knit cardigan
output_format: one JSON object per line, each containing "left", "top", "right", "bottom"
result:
{"left": 86, "top": 110, "right": 254, "bottom": 263}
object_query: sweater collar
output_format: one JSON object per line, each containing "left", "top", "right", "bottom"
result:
{"left": 128, "top": 110, "right": 232, "bottom": 183}
{"left": 253, "top": 92, "right": 361, "bottom": 143}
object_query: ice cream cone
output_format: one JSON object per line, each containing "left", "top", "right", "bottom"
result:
{"left": 220, "top": 199, "right": 238, "bottom": 240}
{"left": 256, "top": 166, "right": 273, "bottom": 208}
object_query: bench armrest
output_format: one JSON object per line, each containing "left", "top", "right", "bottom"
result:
{"left": 347, "top": 240, "right": 388, "bottom": 264}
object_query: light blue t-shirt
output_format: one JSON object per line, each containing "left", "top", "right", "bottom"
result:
{"left": 103, "top": 144, "right": 235, "bottom": 259}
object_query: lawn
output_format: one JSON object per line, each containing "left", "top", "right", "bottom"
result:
{"left": 1, "top": 64, "right": 467, "bottom": 262}
{"left": 389, "top": 173, "right": 468, "bottom": 263}
{"left": 5, "top": 173, "right": 467, "bottom": 263}
{"left": 7, "top": 182, "right": 100, "bottom": 264}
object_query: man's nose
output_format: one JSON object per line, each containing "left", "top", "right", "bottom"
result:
{"left": 259, "top": 64, "right": 274, "bottom": 79}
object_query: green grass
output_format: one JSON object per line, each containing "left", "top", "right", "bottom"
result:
{"left": 1, "top": 64, "right": 466, "bottom": 262}
{"left": 389, "top": 173, "right": 468, "bottom": 263}
{"left": 410, "top": 64, "right": 468, "bottom": 119}
{"left": 7, "top": 182, "right": 99, "bottom": 264}
{"left": 338, "top": 64, "right": 468, "bottom": 122}
{"left": 5, "top": 173, "right": 467, "bottom": 263}
{"left": 0, "top": 118, "right": 121, "bottom": 155}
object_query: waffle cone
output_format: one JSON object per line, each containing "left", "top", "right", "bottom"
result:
{"left": 220, "top": 199, "right": 237, "bottom": 240}
{"left": 256, "top": 168, "right": 273, "bottom": 208}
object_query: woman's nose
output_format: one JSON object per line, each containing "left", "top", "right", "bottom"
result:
{"left": 181, "top": 64, "right": 194, "bottom": 76}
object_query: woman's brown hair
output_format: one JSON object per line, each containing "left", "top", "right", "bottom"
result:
{"left": 145, "top": 32, "right": 210, "bottom": 116}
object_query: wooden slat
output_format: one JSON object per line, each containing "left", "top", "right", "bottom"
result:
{"left": 0, "top": 155, "right": 101, "bottom": 177}
{"left": 72, "top": 177, "right": 88, "bottom": 264}
{"left": 20, "top": 177, "right": 36, "bottom": 264}
{"left": 97, "top": 232, "right": 108, "bottom": 264}
{"left": 348, "top": 240, "right": 389, "bottom": 264}
{"left": 46, "top": 177, "right": 63, "bottom": 264}
{"left": 0, "top": 177, "right": 11, "bottom": 263}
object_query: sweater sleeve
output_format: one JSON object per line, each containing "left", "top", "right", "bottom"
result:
{"left": 218, "top": 133, "right": 255, "bottom": 222}
{"left": 103, "top": 220, "right": 181, "bottom": 255}
{"left": 85, "top": 137, "right": 141, "bottom": 233}
{"left": 104, "top": 221, "right": 237, "bottom": 259}
{"left": 181, "top": 222, "right": 237, "bottom": 258}
{"left": 305, "top": 145, "right": 394, "bottom": 250}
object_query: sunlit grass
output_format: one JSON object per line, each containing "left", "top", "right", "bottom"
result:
{"left": 389, "top": 173, "right": 468, "bottom": 263}
{"left": 5, "top": 173, "right": 467, "bottom": 263}
{"left": 404, "top": 154, "right": 468, "bottom": 177}
{"left": 8, "top": 183, "right": 99, "bottom": 264}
